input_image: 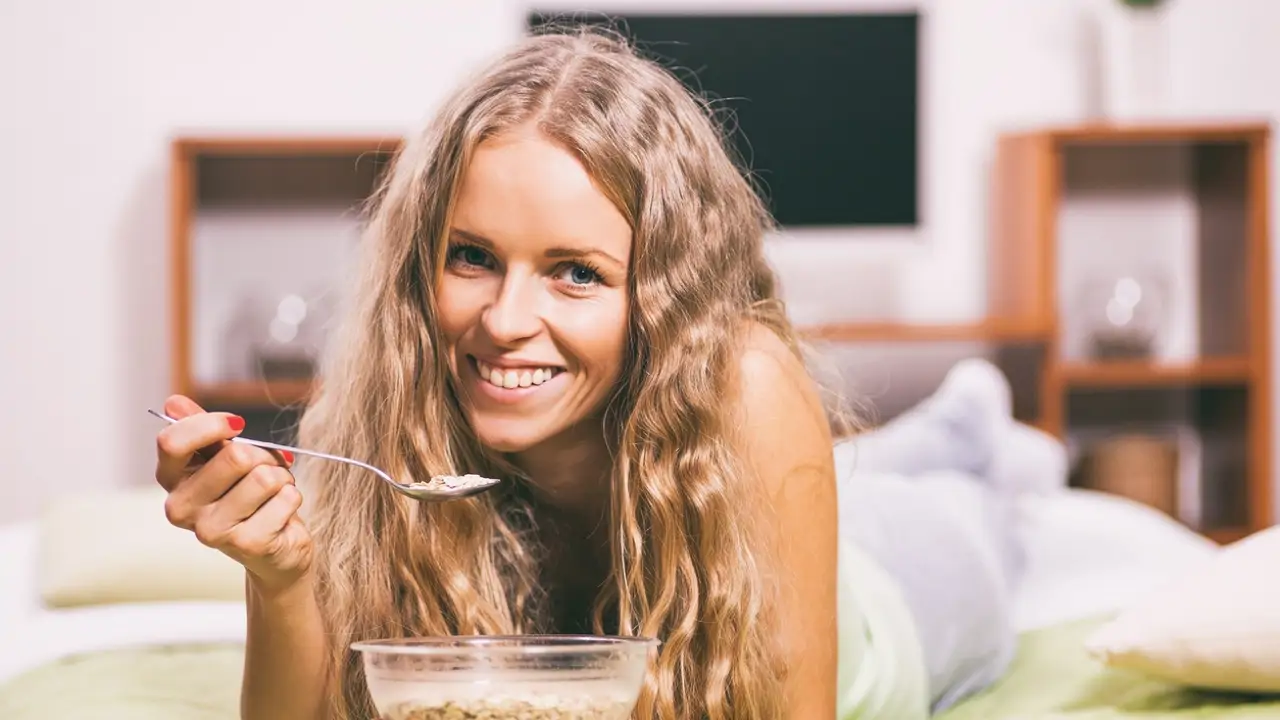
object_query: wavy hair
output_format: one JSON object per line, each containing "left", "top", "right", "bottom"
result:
{"left": 298, "top": 26, "right": 835, "bottom": 720}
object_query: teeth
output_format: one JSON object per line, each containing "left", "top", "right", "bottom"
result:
{"left": 476, "top": 360, "right": 559, "bottom": 390}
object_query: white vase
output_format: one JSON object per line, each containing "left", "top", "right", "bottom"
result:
{"left": 1098, "top": 3, "right": 1172, "bottom": 120}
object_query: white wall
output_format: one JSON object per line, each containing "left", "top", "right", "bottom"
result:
{"left": 0, "top": 0, "right": 1277, "bottom": 525}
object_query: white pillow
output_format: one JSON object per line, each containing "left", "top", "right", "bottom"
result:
{"left": 37, "top": 485, "right": 246, "bottom": 607}
{"left": 1084, "top": 524, "right": 1280, "bottom": 692}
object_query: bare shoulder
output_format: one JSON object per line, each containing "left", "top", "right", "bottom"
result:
{"left": 735, "top": 323, "right": 835, "bottom": 496}
{"left": 736, "top": 326, "right": 840, "bottom": 714}
{"left": 736, "top": 322, "right": 828, "bottom": 433}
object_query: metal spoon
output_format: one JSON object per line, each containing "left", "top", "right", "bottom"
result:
{"left": 147, "top": 409, "right": 500, "bottom": 502}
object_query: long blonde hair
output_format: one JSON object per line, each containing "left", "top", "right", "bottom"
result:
{"left": 299, "top": 27, "right": 822, "bottom": 720}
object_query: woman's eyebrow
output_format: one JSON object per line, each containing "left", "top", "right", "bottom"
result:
{"left": 449, "top": 227, "right": 496, "bottom": 249}
{"left": 544, "top": 247, "right": 627, "bottom": 270}
{"left": 450, "top": 227, "right": 626, "bottom": 270}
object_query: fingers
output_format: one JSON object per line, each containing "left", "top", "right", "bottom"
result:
{"left": 155, "top": 407, "right": 246, "bottom": 490}
{"left": 166, "top": 441, "right": 284, "bottom": 524}
{"left": 228, "top": 484, "right": 304, "bottom": 556}
{"left": 194, "top": 464, "right": 295, "bottom": 542}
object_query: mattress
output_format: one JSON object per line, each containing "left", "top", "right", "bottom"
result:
{"left": 5, "top": 619, "right": 1279, "bottom": 720}
{"left": 0, "top": 489, "right": 1235, "bottom": 717}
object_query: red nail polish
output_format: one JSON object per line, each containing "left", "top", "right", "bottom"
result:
{"left": 281, "top": 449, "right": 294, "bottom": 465}
{"left": 227, "top": 415, "right": 246, "bottom": 432}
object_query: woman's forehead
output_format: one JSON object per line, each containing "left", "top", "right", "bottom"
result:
{"left": 451, "top": 131, "right": 632, "bottom": 261}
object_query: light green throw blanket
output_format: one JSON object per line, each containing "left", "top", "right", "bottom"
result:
{"left": 4, "top": 600, "right": 1279, "bottom": 719}
{"left": 0, "top": 644, "right": 242, "bottom": 719}
{"left": 936, "top": 616, "right": 1280, "bottom": 719}
{"left": 837, "top": 538, "right": 931, "bottom": 719}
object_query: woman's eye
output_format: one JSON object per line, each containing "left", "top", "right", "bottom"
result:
{"left": 560, "top": 264, "right": 602, "bottom": 287}
{"left": 448, "top": 244, "right": 491, "bottom": 268}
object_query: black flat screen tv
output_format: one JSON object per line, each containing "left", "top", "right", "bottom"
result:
{"left": 527, "top": 10, "right": 920, "bottom": 229}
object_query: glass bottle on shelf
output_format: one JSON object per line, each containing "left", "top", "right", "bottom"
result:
{"left": 225, "top": 288, "right": 334, "bottom": 383}
{"left": 1076, "top": 270, "right": 1169, "bottom": 361}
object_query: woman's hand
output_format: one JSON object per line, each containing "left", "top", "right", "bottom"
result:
{"left": 155, "top": 395, "right": 313, "bottom": 594}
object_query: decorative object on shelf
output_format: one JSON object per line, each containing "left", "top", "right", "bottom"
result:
{"left": 1077, "top": 433, "right": 1179, "bottom": 519}
{"left": 251, "top": 290, "right": 332, "bottom": 382}
{"left": 1098, "top": 0, "right": 1172, "bottom": 119}
{"left": 221, "top": 289, "right": 332, "bottom": 384}
{"left": 1076, "top": 270, "right": 1169, "bottom": 361}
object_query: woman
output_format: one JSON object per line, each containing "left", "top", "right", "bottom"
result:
{"left": 156, "top": 28, "right": 847, "bottom": 720}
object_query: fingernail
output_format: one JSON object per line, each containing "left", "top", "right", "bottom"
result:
{"left": 227, "top": 415, "right": 246, "bottom": 432}
{"left": 281, "top": 449, "right": 294, "bottom": 465}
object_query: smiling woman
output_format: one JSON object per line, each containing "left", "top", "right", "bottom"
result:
{"left": 151, "top": 25, "right": 850, "bottom": 720}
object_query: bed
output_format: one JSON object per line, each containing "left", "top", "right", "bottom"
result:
{"left": 0, "top": 487, "right": 1274, "bottom": 719}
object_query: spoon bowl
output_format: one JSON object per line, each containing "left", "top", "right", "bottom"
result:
{"left": 147, "top": 409, "right": 500, "bottom": 502}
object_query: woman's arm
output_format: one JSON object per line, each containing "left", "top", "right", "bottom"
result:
{"left": 737, "top": 326, "right": 840, "bottom": 719}
{"left": 153, "top": 395, "right": 331, "bottom": 720}
{"left": 242, "top": 573, "right": 331, "bottom": 720}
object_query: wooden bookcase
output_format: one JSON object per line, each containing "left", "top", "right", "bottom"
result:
{"left": 988, "top": 121, "right": 1272, "bottom": 542}
{"left": 167, "top": 121, "right": 1272, "bottom": 539}
{"left": 168, "top": 136, "right": 402, "bottom": 439}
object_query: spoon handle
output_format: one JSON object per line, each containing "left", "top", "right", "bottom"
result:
{"left": 146, "top": 409, "right": 385, "bottom": 476}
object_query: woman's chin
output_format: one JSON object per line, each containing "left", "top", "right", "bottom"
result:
{"left": 471, "top": 418, "right": 548, "bottom": 454}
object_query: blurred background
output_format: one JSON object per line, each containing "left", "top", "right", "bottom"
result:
{"left": 1, "top": 0, "right": 1276, "bottom": 545}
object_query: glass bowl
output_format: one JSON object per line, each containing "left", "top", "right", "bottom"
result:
{"left": 351, "top": 635, "right": 659, "bottom": 720}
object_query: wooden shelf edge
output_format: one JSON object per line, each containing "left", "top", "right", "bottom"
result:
{"left": 173, "top": 135, "right": 405, "bottom": 156}
{"left": 798, "top": 319, "right": 1047, "bottom": 343}
{"left": 1059, "top": 357, "right": 1252, "bottom": 387}
{"left": 191, "top": 380, "right": 316, "bottom": 408}
{"left": 1203, "top": 526, "right": 1253, "bottom": 546}
{"left": 1004, "top": 120, "right": 1271, "bottom": 145}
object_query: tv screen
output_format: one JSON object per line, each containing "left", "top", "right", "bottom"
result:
{"left": 527, "top": 11, "right": 920, "bottom": 229}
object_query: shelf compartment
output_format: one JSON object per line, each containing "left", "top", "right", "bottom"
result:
{"left": 171, "top": 136, "right": 401, "bottom": 402}
{"left": 1053, "top": 133, "right": 1259, "bottom": 363}
{"left": 1066, "top": 384, "right": 1258, "bottom": 538}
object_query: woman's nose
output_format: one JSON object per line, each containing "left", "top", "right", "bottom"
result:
{"left": 480, "top": 275, "right": 542, "bottom": 345}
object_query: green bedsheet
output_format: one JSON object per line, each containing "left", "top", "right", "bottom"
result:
{"left": 936, "top": 616, "right": 1280, "bottom": 720}
{"left": 2, "top": 617, "right": 1278, "bottom": 719}
{"left": 0, "top": 644, "right": 243, "bottom": 719}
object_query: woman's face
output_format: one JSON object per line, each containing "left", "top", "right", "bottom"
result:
{"left": 436, "top": 127, "right": 632, "bottom": 454}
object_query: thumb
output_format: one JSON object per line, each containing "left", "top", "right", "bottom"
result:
{"left": 164, "top": 394, "right": 207, "bottom": 420}
{"left": 160, "top": 394, "right": 226, "bottom": 464}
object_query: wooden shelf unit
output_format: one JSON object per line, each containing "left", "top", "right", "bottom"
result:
{"left": 988, "top": 120, "right": 1272, "bottom": 539}
{"left": 169, "top": 135, "right": 403, "bottom": 436}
